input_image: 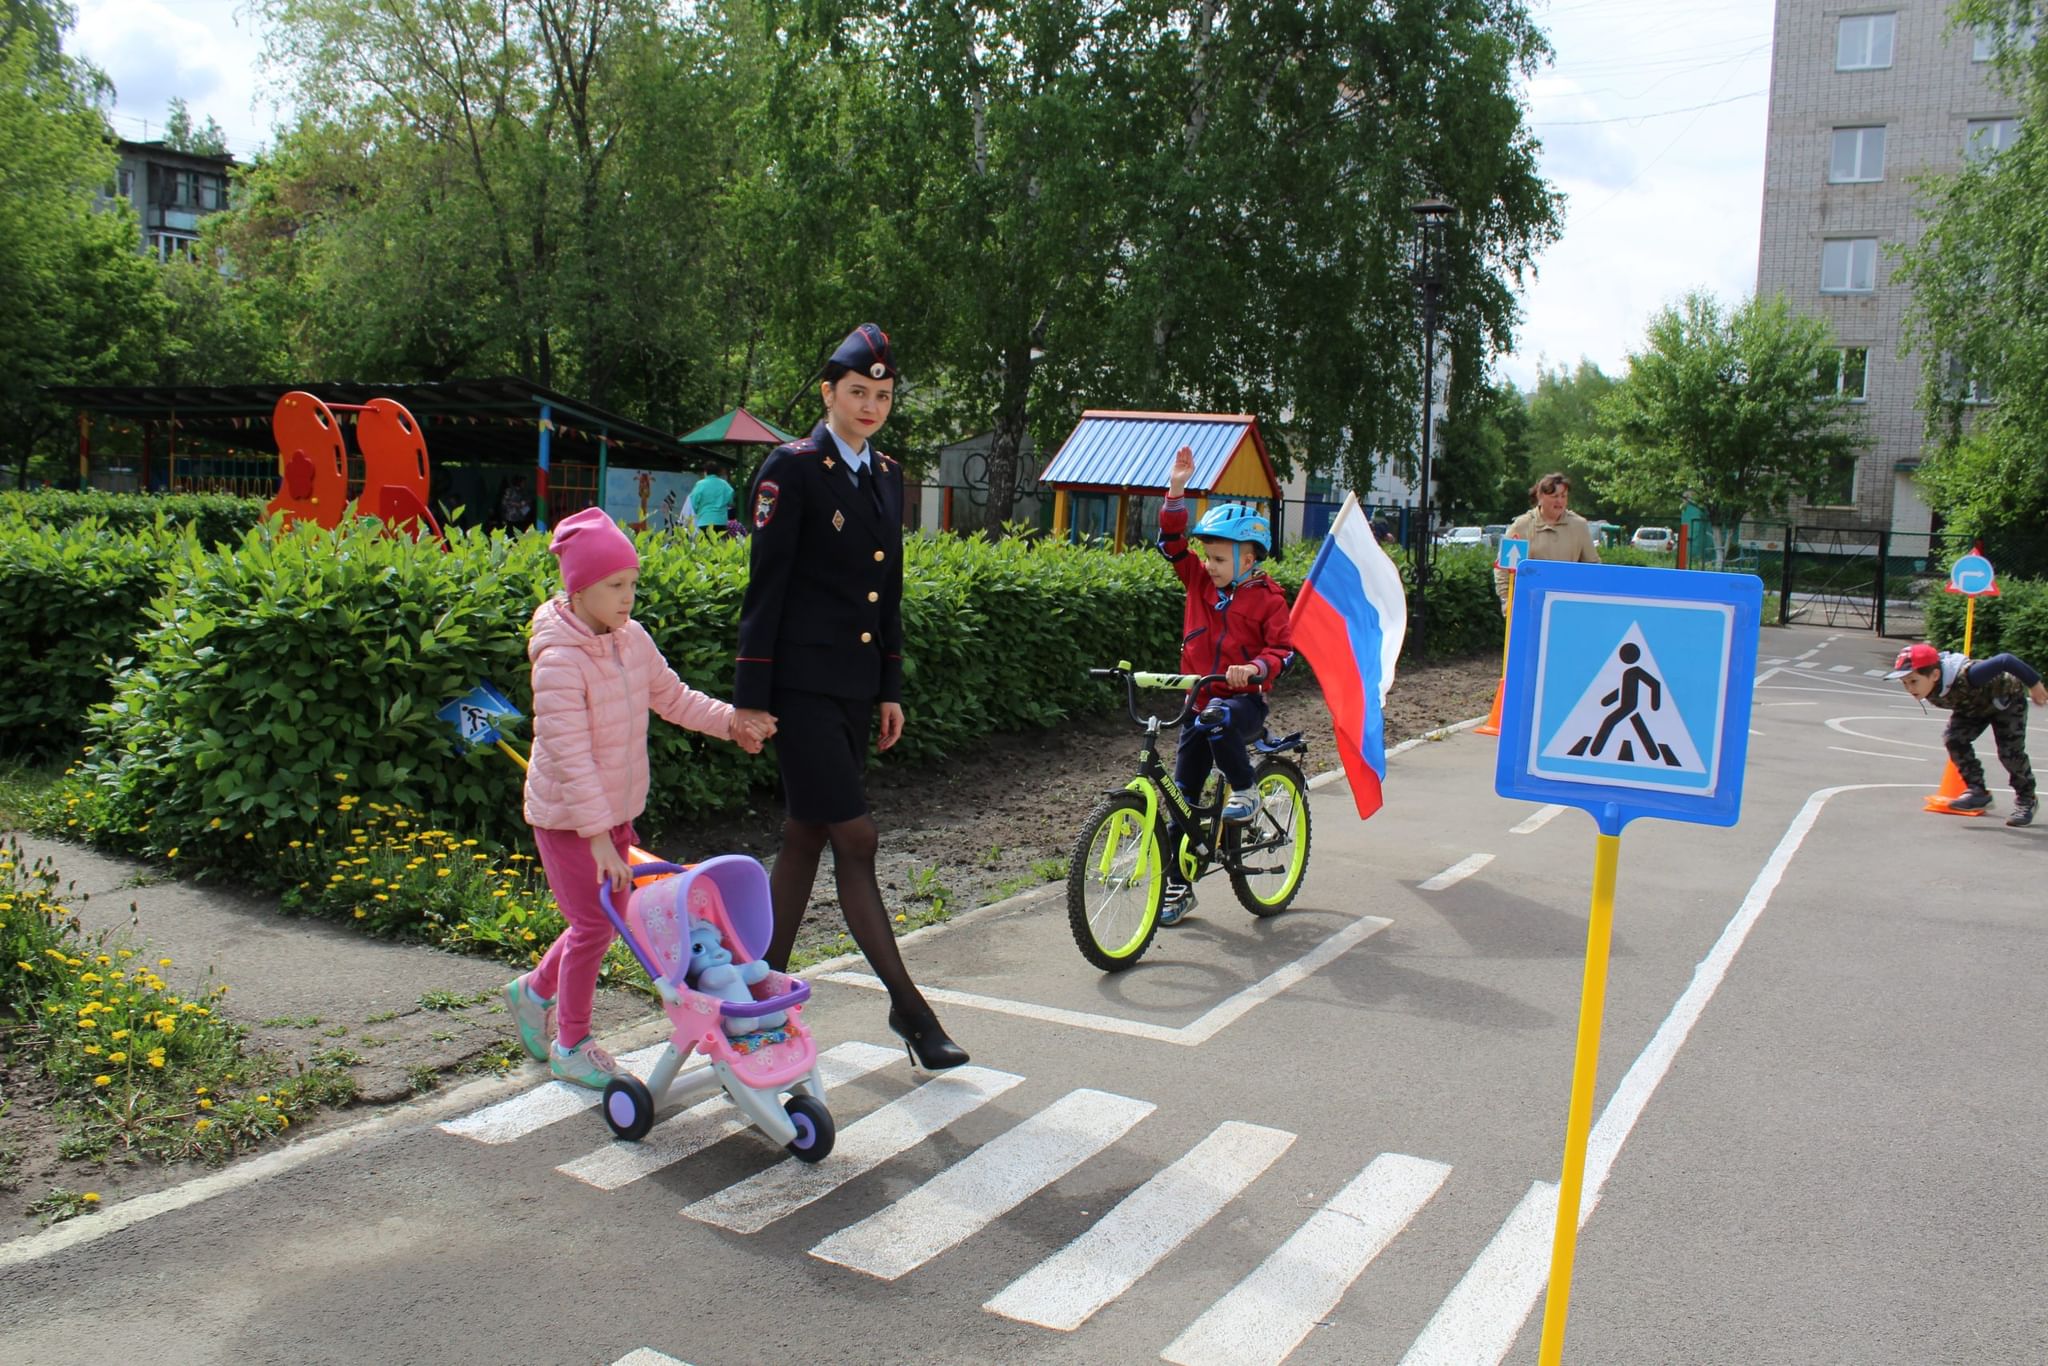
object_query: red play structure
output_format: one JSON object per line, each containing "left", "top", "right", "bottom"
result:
{"left": 265, "top": 390, "right": 445, "bottom": 543}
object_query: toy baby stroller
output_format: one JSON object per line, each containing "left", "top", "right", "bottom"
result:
{"left": 595, "top": 857, "right": 835, "bottom": 1162}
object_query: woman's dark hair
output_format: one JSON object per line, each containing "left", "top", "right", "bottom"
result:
{"left": 1529, "top": 472, "right": 1571, "bottom": 501}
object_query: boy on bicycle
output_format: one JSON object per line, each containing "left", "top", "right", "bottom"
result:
{"left": 1156, "top": 446, "right": 1296, "bottom": 924}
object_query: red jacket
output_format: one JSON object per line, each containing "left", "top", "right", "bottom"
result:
{"left": 1158, "top": 500, "right": 1296, "bottom": 705}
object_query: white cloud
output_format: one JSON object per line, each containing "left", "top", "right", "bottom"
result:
{"left": 1500, "top": 0, "right": 1777, "bottom": 389}
{"left": 73, "top": 0, "right": 283, "bottom": 157}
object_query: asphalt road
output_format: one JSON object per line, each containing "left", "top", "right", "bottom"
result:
{"left": 4, "top": 623, "right": 2042, "bottom": 1366}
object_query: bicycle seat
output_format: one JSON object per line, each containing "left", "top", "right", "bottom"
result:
{"left": 1254, "top": 730, "right": 1307, "bottom": 755}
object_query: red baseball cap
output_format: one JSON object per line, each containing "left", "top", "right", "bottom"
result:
{"left": 1885, "top": 642, "right": 1940, "bottom": 679}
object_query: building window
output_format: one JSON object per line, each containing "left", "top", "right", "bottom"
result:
{"left": 146, "top": 232, "right": 199, "bottom": 261}
{"left": 1813, "top": 456, "right": 1858, "bottom": 508}
{"left": 1836, "top": 13, "right": 1896, "bottom": 70}
{"left": 1828, "top": 126, "right": 1886, "bottom": 182}
{"left": 1974, "top": 22, "right": 2038, "bottom": 62}
{"left": 1819, "top": 347, "right": 1869, "bottom": 401}
{"left": 116, "top": 167, "right": 133, "bottom": 199}
{"left": 196, "top": 174, "right": 225, "bottom": 210}
{"left": 1966, "top": 117, "right": 2021, "bottom": 160}
{"left": 1945, "top": 355, "right": 1995, "bottom": 405}
{"left": 1820, "top": 238, "right": 1878, "bottom": 293}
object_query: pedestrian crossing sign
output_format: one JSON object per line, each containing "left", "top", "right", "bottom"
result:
{"left": 1494, "top": 561, "right": 1762, "bottom": 834}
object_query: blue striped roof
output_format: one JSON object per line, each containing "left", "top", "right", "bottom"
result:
{"left": 1038, "top": 413, "right": 1256, "bottom": 492}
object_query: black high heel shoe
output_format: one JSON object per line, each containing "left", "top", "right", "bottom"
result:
{"left": 888, "top": 1006, "right": 969, "bottom": 1071}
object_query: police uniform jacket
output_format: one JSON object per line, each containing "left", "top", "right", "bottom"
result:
{"left": 735, "top": 422, "right": 905, "bottom": 711}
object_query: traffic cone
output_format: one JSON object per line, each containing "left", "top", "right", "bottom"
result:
{"left": 1474, "top": 674, "right": 1506, "bottom": 737}
{"left": 1924, "top": 759, "right": 1987, "bottom": 817}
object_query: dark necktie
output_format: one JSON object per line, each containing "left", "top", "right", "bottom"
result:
{"left": 855, "top": 462, "right": 884, "bottom": 517}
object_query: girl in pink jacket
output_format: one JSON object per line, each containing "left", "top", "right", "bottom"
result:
{"left": 505, "top": 506, "right": 774, "bottom": 1088}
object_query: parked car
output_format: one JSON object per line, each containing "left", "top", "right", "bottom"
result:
{"left": 1437, "top": 525, "right": 1486, "bottom": 548}
{"left": 1482, "top": 523, "right": 1509, "bottom": 549}
{"left": 1631, "top": 526, "right": 1675, "bottom": 554}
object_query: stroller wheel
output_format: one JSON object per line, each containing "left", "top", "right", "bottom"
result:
{"left": 602, "top": 1075, "right": 656, "bottom": 1142}
{"left": 783, "top": 1094, "right": 835, "bottom": 1163}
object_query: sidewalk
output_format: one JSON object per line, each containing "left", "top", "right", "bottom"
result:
{"left": 12, "top": 834, "right": 647, "bottom": 1105}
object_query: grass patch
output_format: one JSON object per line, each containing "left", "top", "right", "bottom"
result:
{"left": 260, "top": 1016, "right": 322, "bottom": 1029}
{"left": 310, "top": 1046, "right": 363, "bottom": 1067}
{"left": 457, "top": 1040, "right": 523, "bottom": 1076}
{"left": 363, "top": 1010, "right": 399, "bottom": 1024}
{"left": 0, "top": 838, "right": 356, "bottom": 1170}
{"left": 407, "top": 1065, "right": 440, "bottom": 1095}
{"left": 0, "top": 758, "right": 66, "bottom": 831}
{"left": 418, "top": 989, "right": 493, "bottom": 1012}
{"left": 24, "top": 1186, "right": 100, "bottom": 1227}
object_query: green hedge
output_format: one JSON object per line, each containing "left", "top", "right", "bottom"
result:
{"left": 1924, "top": 575, "right": 2048, "bottom": 664}
{"left": 52, "top": 521, "right": 1508, "bottom": 881}
{"left": 0, "top": 490, "right": 266, "bottom": 546}
{"left": 0, "top": 519, "right": 186, "bottom": 757}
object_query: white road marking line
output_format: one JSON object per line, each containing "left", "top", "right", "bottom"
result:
{"left": 1162, "top": 1153, "right": 1452, "bottom": 1366}
{"left": 436, "top": 1043, "right": 670, "bottom": 1145}
{"left": 984, "top": 1121, "right": 1296, "bottom": 1332}
{"left": 1827, "top": 664, "right": 1854, "bottom": 673}
{"left": 1749, "top": 729, "right": 1764, "bottom": 736}
{"left": 811, "top": 1088, "right": 1156, "bottom": 1280}
{"left": 1864, "top": 669, "right": 1889, "bottom": 678}
{"left": 1509, "top": 805, "right": 1566, "bottom": 835}
{"left": 1761, "top": 700, "right": 1817, "bottom": 707}
{"left": 1420, "top": 853, "right": 1493, "bottom": 891}
{"left": 613, "top": 1352, "right": 692, "bottom": 1366}
{"left": 1828, "top": 746, "right": 1931, "bottom": 763}
{"left": 1759, "top": 657, "right": 1787, "bottom": 665}
{"left": 1795, "top": 661, "right": 1820, "bottom": 669}
{"left": 1823, "top": 716, "right": 1946, "bottom": 751}
{"left": 682, "top": 1066, "right": 1023, "bottom": 1234}
{"left": 557, "top": 1041, "right": 900, "bottom": 1190}
{"left": 823, "top": 912, "right": 1393, "bottom": 1047}
{"left": 1400, "top": 783, "right": 1918, "bottom": 1365}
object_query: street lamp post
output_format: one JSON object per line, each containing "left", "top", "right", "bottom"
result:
{"left": 1409, "top": 195, "right": 1454, "bottom": 659}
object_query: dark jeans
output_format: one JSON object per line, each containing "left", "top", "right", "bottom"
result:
{"left": 1946, "top": 706, "right": 2036, "bottom": 804}
{"left": 1163, "top": 693, "right": 1266, "bottom": 888}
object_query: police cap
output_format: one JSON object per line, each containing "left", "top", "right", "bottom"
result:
{"left": 828, "top": 324, "right": 897, "bottom": 381}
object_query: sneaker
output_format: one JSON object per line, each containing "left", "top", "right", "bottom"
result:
{"left": 2008, "top": 803, "right": 2035, "bottom": 828}
{"left": 549, "top": 1036, "right": 623, "bottom": 1090}
{"left": 504, "top": 974, "right": 554, "bottom": 1064}
{"left": 1946, "top": 787, "right": 1994, "bottom": 812}
{"left": 1158, "top": 884, "right": 1195, "bottom": 927}
{"left": 1222, "top": 788, "right": 1259, "bottom": 824}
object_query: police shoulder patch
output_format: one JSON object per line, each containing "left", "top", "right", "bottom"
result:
{"left": 753, "top": 480, "right": 781, "bottom": 529}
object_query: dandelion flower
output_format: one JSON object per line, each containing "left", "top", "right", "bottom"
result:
{"left": 93, "top": 1074, "right": 110, "bottom": 1086}
{"left": 194, "top": 1118, "right": 212, "bottom": 1132}
{"left": 198, "top": 1098, "right": 213, "bottom": 1110}
{"left": 108, "top": 1051, "right": 126, "bottom": 1063}
{"left": 81, "top": 1192, "right": 99, "bottom": 1203}
{"left": 159, "top": 958, "right": 173, "bottom": 968}
{"left": 167, "top": 848, "right": 179, "bottom": 859}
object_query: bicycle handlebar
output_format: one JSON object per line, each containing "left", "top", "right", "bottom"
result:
{"left": 1089, "top": 662, "right": 1230, "bottom": 729}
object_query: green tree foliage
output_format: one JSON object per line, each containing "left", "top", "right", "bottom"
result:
{"left": 0, "top": 15, "right": 162, "bottom": 485}
{"left": 1520, "top": 358, "right": 1618, "bottom": 518}
{"left": 162, "top": 96, "right": 230, "bottom": 156}
{"left": 1572, "top": 291, "right": 1867, "bottom": 566}
{"left": 747, "top": 0, "right": 1561, "bottom": 528}
{"left": 1434, "top": 373, "right": 1528, "bottom": 522}
{"left": 1895, "top": 0, "right": 2048, "bottom": 574}
{"left": 238, "top": 0, "right": 770, "bottom": 430}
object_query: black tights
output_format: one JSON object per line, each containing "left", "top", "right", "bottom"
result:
{"left": 763, "top": 814, "right": 931, "bottom": 1018}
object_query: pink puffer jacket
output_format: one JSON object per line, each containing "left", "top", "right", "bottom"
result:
{"left": 523, "top": 597, "right": 735, "bottom": 837}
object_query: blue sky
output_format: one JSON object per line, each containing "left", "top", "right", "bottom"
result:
{"left": 71, "top": 0, "right": 1778, "bottom": 394}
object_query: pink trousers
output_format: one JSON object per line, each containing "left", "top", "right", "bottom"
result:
{"left": 529, "top": 822, "right": 636, "bottom": 1049}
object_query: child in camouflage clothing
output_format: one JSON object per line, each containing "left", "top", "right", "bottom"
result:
{"left": 1887, "top": 642, "right": 2048, "bottom": 827}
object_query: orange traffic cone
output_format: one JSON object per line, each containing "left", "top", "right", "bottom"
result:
{"left": 1475, "top": 675, "right": 1506, "bottom": 737}
{"left": 1925, "top": 759, "right": 1987, "bottom": 816}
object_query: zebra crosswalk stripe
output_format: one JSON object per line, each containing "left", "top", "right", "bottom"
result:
{"left": 983, "top": 1120, "right": 1296, "bottom": 1332}
{"left": 1160, "top": 1152, "right": 1452, "bottom": 1366}
{"left": 436, "top": 1044, "right": 670, "bottom": 1145}
{"left": 558, "top": 1041, "right": 902, "bottom": 1191}
{"left": 810, "top": 1087, "right": 1156, "bottom": 1281}
{"left": 682, "top": 1065, "right": 1023, "bottom": 1235}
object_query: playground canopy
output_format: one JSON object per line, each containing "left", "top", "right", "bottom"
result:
{"left": 1037, "top": 410, "right": 1281, "bottom": 552}
{"left": 679, "top": 407, "right": 795, "bottom": 448}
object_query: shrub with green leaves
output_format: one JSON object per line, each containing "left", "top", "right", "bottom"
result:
{"left": 1924, "top": 575, "right": 2048, "bottom": 664}
{"left": 0, "top": 518, "right": 184, "bottom": 756}
{"left": 0, "top": 490, "right": 263, "bottom": 546}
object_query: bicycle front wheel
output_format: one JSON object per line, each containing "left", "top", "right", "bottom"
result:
{"left": 1068, "top": 792, "right": 1163, "bottom": 972}
{"left": 1228, "top": 757, "right": 1312, "bottom": 917}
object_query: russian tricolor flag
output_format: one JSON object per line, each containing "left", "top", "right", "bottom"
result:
{"left": 1289, "top": 494, "right": 1408, "bottom": 819}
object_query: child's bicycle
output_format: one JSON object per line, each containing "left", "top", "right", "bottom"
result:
{"left": 1067, "top": 663, "right": 1313, "bottom": 971}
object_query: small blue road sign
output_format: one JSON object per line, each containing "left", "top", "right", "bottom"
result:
{"left": 437, "top": 681, "right": 522, "bottom": 749}
{"left": 1497, "top": 537, "right": 1530, "bottom": 572}
{"left": 1946, "top": 552, "right": 1998, "bottom": 597}
{"left": 1495, "top": 561, "right": 1763, "bottom": 834}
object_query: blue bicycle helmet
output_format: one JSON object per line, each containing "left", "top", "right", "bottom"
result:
{"left": 1192, "top": 502, "right": 1270, "bottom": 552}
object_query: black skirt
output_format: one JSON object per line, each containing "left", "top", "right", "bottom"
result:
{"left": 769, "top": 688, "right": 873, "bottom": 824}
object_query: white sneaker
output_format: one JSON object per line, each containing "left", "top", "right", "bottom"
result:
{"left": 1222, "top": 788, "right": 1258, "bottom": 824}
{"left": 549, "top": 1036, "right": 623, "bottom": 1090}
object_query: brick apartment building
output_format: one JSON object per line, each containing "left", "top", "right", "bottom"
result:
{"left": 1756, "top": 1, "right": 2028, "bottom": 537}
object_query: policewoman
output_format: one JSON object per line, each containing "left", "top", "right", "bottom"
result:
{"left": 733, "top": 324, "right": 968, "bottom": 1071}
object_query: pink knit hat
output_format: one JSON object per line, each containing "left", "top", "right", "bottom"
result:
{"left": 548, "top": 507, "right": 639, "bottom": 594}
